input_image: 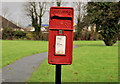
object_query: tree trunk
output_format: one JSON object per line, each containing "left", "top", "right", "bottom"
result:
{"left": 57, "top": 2, "right": 61, "bottom": 6}
{"left": 39, "top": 17, "right": 42, "bottom": 33}
{"left": 103, "top": 39, "right": 114, "bottom": 46}
{"left": 77, "top": 22, "right": 82, "bottom": 40}
{"left": 38, "top": 16, "right": 42, "bottom": 39}
{"left": 103, "top": 33, "right": 118, "bottom": 46}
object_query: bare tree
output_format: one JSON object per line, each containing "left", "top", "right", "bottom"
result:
{"left": 56, "top": 0, "right": 62, "bottom": 6}
{"left": 74, "top": 2, "right": 87, "bottom": 40}
{"left": 24, "top": 2, "right": 47, "bottom": 39}
{"left": 2, "top": 6, "right": 11, "bottom": 18}
{"left": 38, "top": 2, "right": 46, "bottom": 33}
{"left": 56, "top": 0, "right": 68, "bottom": 7}
{"left": 74, "top": 2, "right": 82, "bottom": 40}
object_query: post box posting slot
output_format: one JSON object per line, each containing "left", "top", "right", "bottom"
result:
{"left": 49, "top": 8, "right": 73, "bottom": 30}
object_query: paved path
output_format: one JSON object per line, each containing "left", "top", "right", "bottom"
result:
{"left": 2, "top": 45, "right": 78, "bottom": 82}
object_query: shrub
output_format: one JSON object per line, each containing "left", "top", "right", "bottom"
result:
{"left": 26, "top": 31, "right": 34, "bottom": 40}
{"left": 2, "top": 27, "right": 14, "bottom": 40}
{"left": 2, "top": 27, "right": 26, "bottom": 40}
{"left": 26, "top": 32, "right": 49, "bottom": 41}
{"left": 0, "top": 31, "right": 2, "bottom": 39}
{"left": 73, "top": 32, "right": 77, "bottom": 40}
{"left": 40, "top": 33, "right": 49, "bottom": 41}
{"left": 13, "top": 30, "right": 26, "bottom": 39}
{"left": 87, "top": 2, "right": 119, "bottom": 46}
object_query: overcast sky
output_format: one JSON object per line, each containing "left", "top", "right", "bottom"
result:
{"left": 1, "top": 0, "right": 119, "bottom": 28}
{"left": 1, "top": 1, "right": 88, "bottom": 28}
{"left": 1, "top": 2, "right": 76, "bottom": 28}
{"left": 2, "top": 2, "right": 35, "bottom": 28}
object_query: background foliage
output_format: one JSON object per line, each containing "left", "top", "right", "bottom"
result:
{"left": 2, "top": 27, "right": 26, "bottom": 40}
{"left": 87, "top": 2, "right": 120, "bottom": 46}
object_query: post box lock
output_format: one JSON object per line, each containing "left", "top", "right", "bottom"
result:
{"left": 59, "top": 30, "right": 63, "bottom": 34}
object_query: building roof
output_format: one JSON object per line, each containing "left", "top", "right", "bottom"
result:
{"left": 41, "top": 24, "right": 49, "bottom": 27}
{"left": 0, "top": 16, "right": 21, "bottom": 29}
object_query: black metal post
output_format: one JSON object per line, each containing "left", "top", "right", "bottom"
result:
{"left": 55, "top": 64, "right": 61, "bottom": 84}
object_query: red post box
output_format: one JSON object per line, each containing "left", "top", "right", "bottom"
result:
{"left": 48, "top": 7, "right": 74, "bottom": 65}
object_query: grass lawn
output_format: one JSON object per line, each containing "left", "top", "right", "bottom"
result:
{"left": 28, "top": 41, "right": 118, "bottom": 82}
{"left": 2, "top": 40, "right": 48, "bottom": 67}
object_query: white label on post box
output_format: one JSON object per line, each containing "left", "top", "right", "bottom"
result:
{"left": 55, "top": 35, "right": 66, "bottom": 55}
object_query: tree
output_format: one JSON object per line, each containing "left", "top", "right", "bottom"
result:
{"left": 24, "top": 2, "right": 47, "bottom": 40}
{"left": 2, "top": 6, "right": 11, "bottom": 18}
{"left": 56, "top": 0, "right": 62, "bottom": 6}
{"left": 56, "top": 0, "right": 67, "bottom": 7}
{"left": 74, "top": 2, "right": 87, "bottom": 40}
{"left": 87, "top": 2, "right": 120, "bottom": 46}
{"left": 76, "top": 2, "right": 82, "bottom": 40}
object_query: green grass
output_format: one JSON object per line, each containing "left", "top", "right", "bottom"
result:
{"left": 2, "top": 40, "right": 48, "bottom": 67}
{"left": 28, "top": 41, "right": 118, "bottom": 82}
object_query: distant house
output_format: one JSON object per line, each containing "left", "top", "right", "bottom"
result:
{"left": 0, "top": 16, "right": 23, "bottom": 31}
{"left": 26, "top": 24, "right": 49, "bottom": 33}
{"left": 26, "top": 26, "right": 35, "bottom": 32}
{"left": 74, "top": 23, "right": 96, "bottom": 33}
{"left": 41, "top": 24, "right": 49, "bottom": 33}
